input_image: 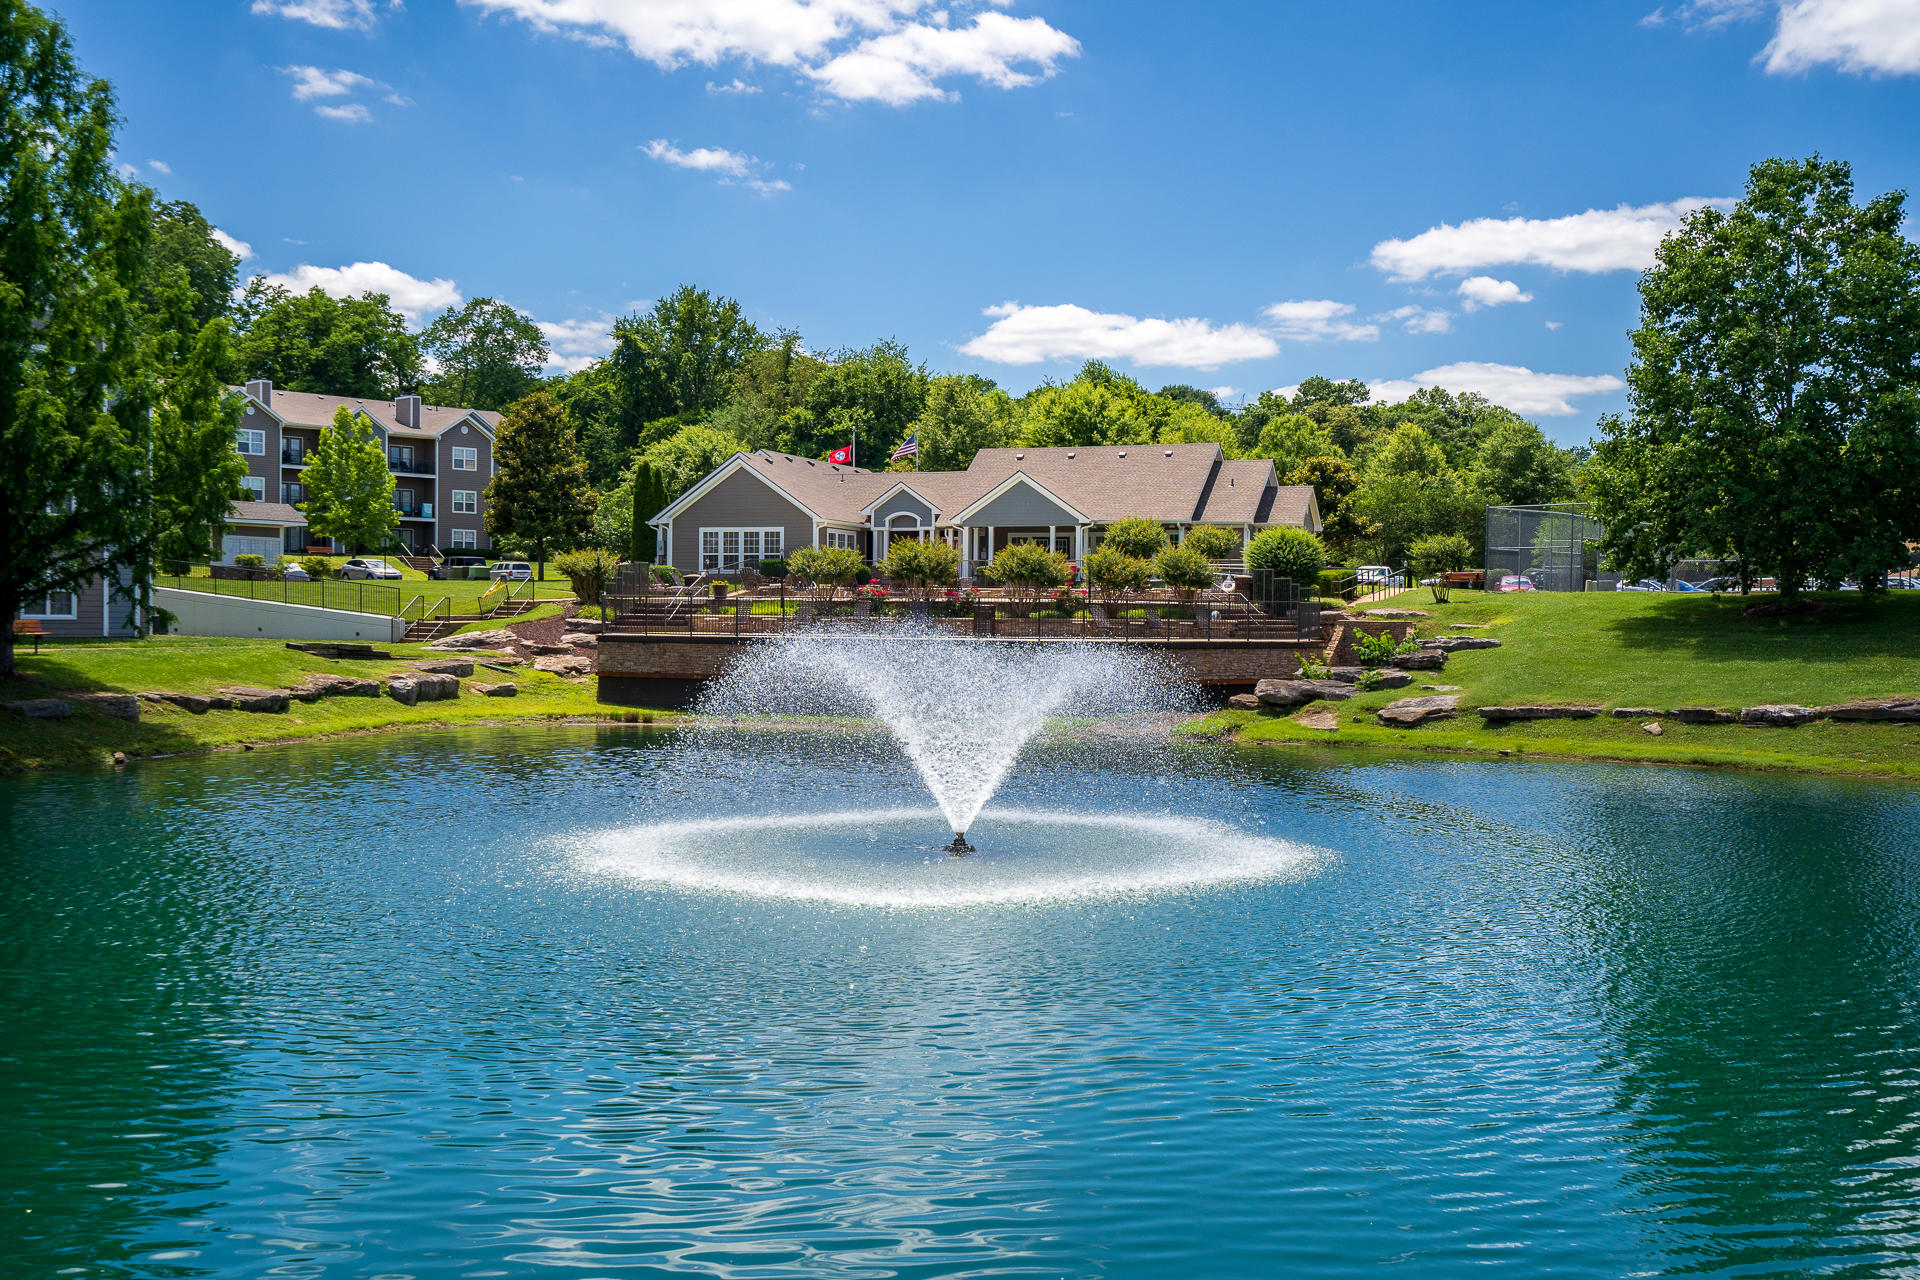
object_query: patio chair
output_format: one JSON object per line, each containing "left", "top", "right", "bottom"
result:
{"left": 854, "top": 599, "right": 872, "bottom": 619}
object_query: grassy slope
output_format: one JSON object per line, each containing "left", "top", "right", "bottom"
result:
{"left": 1192, "top": 590, "right": 1920, "bottom": 781}
{"left": 159, "top": 572, "right": 575, "bottom": 614}
{"left": 0, "top": 636, "right": 670, "bottom": 772}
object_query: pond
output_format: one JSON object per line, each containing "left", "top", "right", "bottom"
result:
{"left": 4, "top": 727, "right": 1920, "bottom": 1278}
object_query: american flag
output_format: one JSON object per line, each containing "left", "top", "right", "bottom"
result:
{"left": 889, "top": 433, "right": 919, "bottom": 461}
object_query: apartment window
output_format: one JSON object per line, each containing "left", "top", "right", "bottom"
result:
{"left": 389, "top": 444, "right": 415, "bottom": 471}
{"left": 822, "top": 529, "right": 859, "bottom": 551}
{"left": 240, "top": 476, "right": 265, "bottom": 501}
{"left": 21, "top": 591, "right": 77, "bottom": 620}
{"left": 236, "top": 428, "right": 265, "bottom": 456}
{"left": 452, "top": 489, "right": 477, "bottom": 515}
{"left": 699, "top": 527, "right": 783, "bottom": 571}
{"left": 450, "top": 528, "right": 477, "bottom": 549}
{"left": 451, "top": 446, "right": 478, "bottom": 471}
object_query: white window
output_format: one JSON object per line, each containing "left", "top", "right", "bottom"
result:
{"left": 698, "top": 527, "right": 784, "bottom": 571}
{"left": 823, "top": 529, "right": 858, "bottom": 551}
{"left": 452, "top": 489, "right": 477, "bottom": 514}
{"left": 21, "top": 591, "right": 77, "bottom": 620}
{"left": 450, "top": 528, "right": 477, "bottom": 549}
{"left": 451, "top": 446, "right": 478, "bottom": 471}
{"left": 240, "top": 476, "right": 265, "bottom": 501}
{"left": 236, "top": 428, "right": 265, "bottom": 455}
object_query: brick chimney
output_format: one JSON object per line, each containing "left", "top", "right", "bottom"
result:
{"left": 244, "top": 378, "right": 272, "bottom": 407}
{"left": 394, "top": 394, "right": 421, "bottom": 429}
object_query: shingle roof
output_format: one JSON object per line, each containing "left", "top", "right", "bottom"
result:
{"left": 737, "top": 449, "right": 893, "bottom": 524}
{"left": 962, "top": 444, "right": 1228, "bottom": 523}
{"left": 238, "top": 386, "right": 501, "bottom": 437}
{"left": 1262, "top": 484, "right": 1318, "bottom": 528}
{"left": 229, "top": 500, "right": 306, "bottom": 526}
{"left": 1194, "top": 459, "right": 1277, "bottom": 524}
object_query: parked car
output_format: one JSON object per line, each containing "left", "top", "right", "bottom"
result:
{"left": 489, "top": 561, "right": 533, "bottom": 581}
{"left": 1614, "top": 578, "right": 1667, "bottom": 592}
{"left": 1355, "top": 565, "right": 1393, "bottom": 585}
{"left": 280, "top": 562, "right": 311, "bottom": 582}
{"left": 1495, "top": 574, "right": 1536, "bottom": 593}
{"left": 341, "top": 557, "right": 403, "bottom": 580}
{"left": 1886, "top": 576, "right": 1920, "bottom": 591}
{"left": 429, "top": 555, "right": 487, "bottom": 581}
{"left": 1675, "top": 576, "right": 1734, "bottom": 592}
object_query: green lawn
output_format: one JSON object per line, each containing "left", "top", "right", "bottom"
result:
{"left": 0, "top": 635, "right": 672, "bottom": 773}
{"left": 157, "top": 573, "right": 575, "bottom": 618}
{"left": 1192, "top": 589, "right": 1920, "bottom": 781}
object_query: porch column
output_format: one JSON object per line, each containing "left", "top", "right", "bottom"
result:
{"left": 987, "top": 525, "right": 996, "bottom": 561}
{"left": 1047, "top": 524, "right": 1056, "bottom": 556}
{"left": 1074, "top": 525, "right": 1085, "bottom": 560}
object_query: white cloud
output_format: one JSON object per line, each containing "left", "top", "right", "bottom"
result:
{"left": 1371, "top": 198, "right": 1734, "bottom": 280}
{"left": 1261, "top": 300, "right": 1379, "bottom": 342}
{"left": 706, "top": 77, "right": 762, "bottom": 94}
{"left": 737, "top": 177, "right": 793, "bottom": 195}
{"left": 212, "top": 228, "right": 254, "bottom": 260}
{"left": 959, "top": 302, "right": 1280, "bottom": 370}
{"left": 538, "top": 315, "right": 617, "bottom": 373}
{"left": 1545, "top": 320, "right": 1564, "bottom": 331}
{"left": 642, "top": 139, "right": 753, "bottom": 176}
{"left": 1367, "top": 362, "right": 1625, "bottom": 416}
{"left": 459, "top": 0, "right": 1079, "bottom": 106}
{"left": 1763, "top": 0, "right": 1920, "bottom": 74}
{"left": 1456, "top": 276, "right": 1534, "bottom": 310}
{"left": 810, "top": 11, "right": 1080, "bottom": 104}
{"left": 1208, "top": 386, "right": 1239, "bottom": 400}
{"left": 251, "top": 0, "right": 396, "bottom": 30}
{"left": 280, "top": 65, "right": 380, "bottom": 100}
{"left": 315, "top": 103, "right": 374, "bottom": 123}
{"left": 147, "top": 159, "right": 171, "bottom": 175}
{"left": 257, "top": 261, "right": 462, "bottom": 324}
{"left": 1378, "top": 305, "right": 1453, "bottom": 334}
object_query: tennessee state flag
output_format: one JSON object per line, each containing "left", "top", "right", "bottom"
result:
{"left": 828, "top": 445, "right": 853, "bottom": 465}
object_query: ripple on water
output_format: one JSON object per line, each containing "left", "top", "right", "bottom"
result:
{"left": 573, "top": 808, "right": 1334, "bottom": 908}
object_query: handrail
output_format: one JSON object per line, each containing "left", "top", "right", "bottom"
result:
{"left": 399, "top": 593, "right": 424, "bottom": 623}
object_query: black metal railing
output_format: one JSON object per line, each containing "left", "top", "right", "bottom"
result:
{"left": 388, "top": 457, "right": 434, "bottom": 475}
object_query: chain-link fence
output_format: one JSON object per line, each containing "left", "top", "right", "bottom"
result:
{"left": 1484, "top": 503, "right": 1605, "bottom": 592}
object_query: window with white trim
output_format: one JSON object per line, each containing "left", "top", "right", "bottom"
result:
{"left": 451, "top": 446, "right": 478, "bottom": 471}
{"left": 239, "top": 475, "right": 265, "bottom": 501}
{"left": 452, "top": 489, "right": 477, "bottom": 514}
{"left": 450, "top": 528, "right": 477, "bottom": 549}
{"left": 21, "top": 591, "right": 77, "bottom": 620}
{"left": 236, "top": 428, "right": 265, "bottom": 455}
{"left": 822, "top": 529, "right": 859, "bottom": 551}
{"left": 699, "top": 527, "right": 783, "bottom": 571}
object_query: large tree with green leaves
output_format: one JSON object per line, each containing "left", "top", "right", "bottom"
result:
{"left": 232, "top": 281, "right": 423, "bottom": 397}
{"left": 598, "top": 285, "right": 763, "bottom": 475}
{"left": 910, "top": 374, "right": 1016, "bottom": 471}
{"left": 0, "top": 0, "right": 155, "bottom": 676}
{"left": 778, "top": 338, "right": 929, "bottom": 460}
{"left": 421, "top": 296, "right": 549, "bottom": 411}
{"left": 142, "top": 199, "right": 239, "bottom": 330}
{"left": 639, "top": 423, "right": 748, "bottom": 506}
{"left": 1592, "top": 156, "right": 1920, "bottom": 603}
{"left": 485, "top": 390, "right": 596, "bottom": 579}
{"left": 302, "top": 407, "right": 397, "bottom": 552}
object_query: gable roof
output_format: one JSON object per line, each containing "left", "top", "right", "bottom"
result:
{"left": 949, "top": 471, "right": 1092, "bottom": 525}
{"left": 962, "top": 444, "right": 1228, "bottom": 523}
{"left": 236, "top": 386, "right": 501, "bottom": 438}
{"left": 229, "top": 500, "right": 306, "bottom": 527}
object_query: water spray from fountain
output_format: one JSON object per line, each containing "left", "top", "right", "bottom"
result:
{"left": 694, "top": 624, "right": 1198, "bottom": 850}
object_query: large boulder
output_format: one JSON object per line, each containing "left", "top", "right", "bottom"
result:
{"left": 217, "top": 687, "right": 289, "bottom": 714}
{"left": 1476, "top": 705, "right": 1602, "bottom": 722}
{"left": 1226, "top": 693, "right": 1262, "bottom": 711}
{"left": 1740, "top": 704, "right": 1822, "bottom": 727}
{"left": 1376, "top": 694, "right": 1459, "bottom": 727}
{"left": 1323, "top": 666, "right": 1367, "bottom": 684}
{"left": 427, "top": 629, "right": 516, "bottom": 651}
{"left": 562, "top": 633, "right": 599, "bottom": 649}
{"left": 1368, "top": 668, "right": 1413, "bottom": 689}
{"left": 1254, "top": 678, "right": 1356, "bottom": 709}
{"left": 1425, "top": 636, "right": 1501, "bottom": 652}
{"left": 299, "top": 674, "right": 380, "bottom": 699}
{"left": 412, "top": 659, "right": 474, "bottom": 678}
{"left": 1817, "top": 698, "right": 1920, "bottom": 723}
{"left": 565, "top": 618, "right": 604, "bottom": 634}
{"left": 1670, "top": 706, "right": 1735, "bottom": 724}
{"left": 1394, "top": 649, "right": 1448, "bottom": 671}
{"left": 532, "top": 653, "right": 594, "bottom": 677}
{"left": 74, "top": 693, "right": 140, "bottom": 721}
{"left": 1295, "top": 709, "right": 1339, "bottom": 732}
{"left": 1610, "top": 706, "right": 1673, "bottom": 719}
{"left": 472, "top": 681, "right": 518, "bottom": 698}
{"left": 7, "top": 698, "right": 69, "bottom": 719}
{"left": 143, "top": 691, "right": 211, "bottom": 715}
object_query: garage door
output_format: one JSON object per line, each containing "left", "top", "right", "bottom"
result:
{"left": 221, "top": 534, "right": 282, "bottom": 565}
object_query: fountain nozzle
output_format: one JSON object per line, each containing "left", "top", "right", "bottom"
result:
{"left": 946, "top": 831, "right": 974, "bottom": 857}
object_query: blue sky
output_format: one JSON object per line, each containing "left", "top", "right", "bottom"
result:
{"left": 58, "top": 0, "right": 1920, "bottom": 442}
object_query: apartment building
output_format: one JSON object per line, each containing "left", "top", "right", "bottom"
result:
{"left": 227, "top": 380, "right": 502, "bottom": 562}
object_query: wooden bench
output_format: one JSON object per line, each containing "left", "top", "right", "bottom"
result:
{"left": 12, "top": 618, "right": 46, "bottom": 654}
{"left": 1442, "top": 570, "right": 1486, "bottom": 590}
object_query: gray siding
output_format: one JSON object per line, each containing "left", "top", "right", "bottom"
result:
{"left": 238, "top": 400, "right": 280, "bottom": 500}
{"left": 436, "top": 420, "right": 492, "bottom": 551}
{"left": 872, "top": 490, "right": 935, "bottom": 524}
{"left": 963, "top": 481, "right": 1080, "bottom": 528}
{"left": 666, "top": 468, "right": 814, "bottom": 573}
{"left": 18, "top": 570, "right": 139, "bottom": 639}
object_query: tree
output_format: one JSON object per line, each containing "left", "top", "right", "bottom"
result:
{"left": 1100, "top": 517, "right": 1170, "bottom": 559}
{"left": 485, "top": 391, "right": 596, "bottom": 579}
{"left": 233, "top": 283, "right": 423, "bottom": 397}
{"left": 1283, "top": 456, "right": 1368, "bottom": 554}
{"left": 1290, "top": 376, "right": 1370, "bottom": 414}
{"left": 1017, "top": 362, "right": 1155, "bottom": 449}
{"left": 628, "top": 462, "right": 665, "bottom": 563}
{"left": 599, "top": 285, "right": 764, "bottom": 474}
{"left": 1157, "top": 384, "right": 1229, "bottom": 416}
{"left": 1182, "top": 525, "right": 1239, "bottom": 561}
{"left": 1364, "top": 422, "right": 1451, "bottom": 480}
{"left": 1593, "top": 156, "right": 1920, "bottom": 604}
{"left": 981, "top": 543, "right": 1069, "bottom": 615}
{"left": 911, "top": 375, "right": 1016, "bottom": 471}
{"left": 1153, "top": 543, "right": 1215, "bottom": 599}
{"left": 1157, "top": 400, "right": 1242, "bottom": 454}
{"left": 142, "top": 199, "right": 239, "bottom": 330}
{"left": 710, "top": 330, "right": 824, "bottom": 450}
{"left": 788, "top": 545, "right": 863, "bottom": 607}
{"left": 1083, "top": 546, "right": 1151, "bottom": 597}
{"left": 778, "top": 339, "right": 929, "bottom": 460}
{"left": 1352, "top": 471, "right": 1478, "bottom": 566}
{"left": 1255, "top": 413, "right": 1338, "bottom": 479}
{"left": 420, "top": 297, "right": 549, "bottom": 411}
{"left": 1, "top": 1, "right": 155, "bottom": 676}
{"left": 639, "top": 424, "right": 747, "bottom": 506}
{"left": 1468, "top": 418, "right": 1576, "bottom": 507}
{"left": 302, "top": 406, "right": 397, "bottom": 551}
{"left": 879, "top": 538, "right": 959, "bottom": 598}
{"left": 1245, "top": 526, "right": 1327, "bottom": 589}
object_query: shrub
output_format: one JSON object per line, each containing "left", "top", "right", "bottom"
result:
{"left": 1153, "top": 544, "right": 1216, "bottom": 597}
{"left": 1182, "top": 524, "right": 1239, "bottom": 561}
{"left": 1245, "top": 526, "right": 1327, "bottom": 589}
{"left": 233, "top": 553, "right": 265, "bottom": 569}
{"left": 294, "top": 556, "right": 332, "bottom": 580}
{"left": 982, "top": 543, "right": 1070, "bottom": 615}
{"left": 1409, "top": 533, "right": 1473, "bottom": 579}
{"left": 1354, "top": 629, "right": 1403, "bottom": 667}
{"left": 756, "top": 558, "right": 789, "bottom": 580}
{"left": 880, "top": 538, "right": 960, "bottom": 596}
{"left": 1316, "top": 568, "right": 1353, "bottom": 599}
{"left": 1084, "top": 545, "right": 1152, "bottom": 596}
{"left": 1099, "top": 517, "right": 1169, "bottom": 559}
{"left": 552, "top": 546, "right": 620, "bottom": 604}
{"left": 788, "top": 545, "right": 865, "bottom": 605}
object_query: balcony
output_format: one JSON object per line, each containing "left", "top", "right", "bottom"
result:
{"left": 280, "top": 485, "right": 308, "bottom": 506}
{"left": 394, "top": 500, "right": 434, "bottom": 520}
{"left": 389, "top": 456, "right": 435, "bottom": 476}
{"left": 281, "top": 446, "right": 308, "bottom": 467}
